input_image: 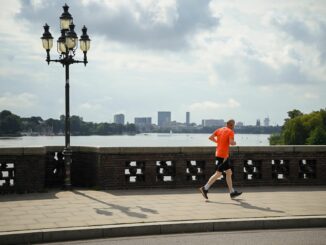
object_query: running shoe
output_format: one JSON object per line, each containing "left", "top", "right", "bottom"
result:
{"left": 199, "top": 186, "right": 208, "bottom": 199}
{"left": 230, "top": 190, "right": 242, "bottom": 199}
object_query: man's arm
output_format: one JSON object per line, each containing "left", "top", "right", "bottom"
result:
{"left": 209, "top": 133, "right": 217, "bottom": 143}
{"left": 230, "top": 137, "right": 236, "bottom": 146}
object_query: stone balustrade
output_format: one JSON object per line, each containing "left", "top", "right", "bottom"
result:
{"left": 0, "top": 146, "right": 325, "bottom": 193}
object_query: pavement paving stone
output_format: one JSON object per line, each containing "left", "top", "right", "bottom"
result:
{"left": 0, "top": 186, "right": 325, "bottom": 234}
{"left": 1, "top": 211, "right": 27, "bottom": 217}
{"left": 54, "top": 221, "right": 90, "bottom": 227}
{"left": 65, "top": 216, "right": 95, "bottom": 222}
{"left": 44, "top": 212, "right": 73, "bottom": 218}
{"left": 0, "top": 224, "right": 28, "bottom": 232}
{"left": 6, "top": 215, "right": 45, "bottom": 221}
{"left": 26, "top": 223, "right": 59, "bottom": 230}
{"left": 0, "top": 208, "right": 11, "bottom": 213}
{"left": 85, "top": 220, "right": 119, "bottom": 226}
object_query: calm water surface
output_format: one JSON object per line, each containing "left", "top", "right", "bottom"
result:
{"left": 0, "top": 133, "right": 270, "bottom": 147}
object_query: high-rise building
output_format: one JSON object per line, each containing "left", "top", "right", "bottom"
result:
{"left": 134, "top": 117, "right": 152, "bottom": 126}
{"left": 264, "top": 117, "right": 270, "bottom": 127}
{"left": 158, "top": 111, "right": 171, "bottom": 127}
{"left": 202, "top": 119, "right": 224, "bottom": 127}
{"left": 236, "top": 121, "right": 244, "bottom": 127}
{"left": 256, "top": 119, "right": 261, "bottom": 127}
{"left": 114, "top": 114, "right": 125, "bottom": 125}
{"left": 186, "top": 112, "right": 190, "bottom": 125}
{"left": 134, "top": 117, "right": 152, "bottom": 132}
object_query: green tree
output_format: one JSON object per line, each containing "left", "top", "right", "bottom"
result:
{"left": 70, "top": 115, "right": 83, "bottom": 134}
{"left": 0, "top": 111, "right": 138, "bottom": 136}
{"left": 0, "top": 110, "right": 22, "bottom": 136}
{"left": 0, "top": 110, "right": 12, "bottom": 118}
{"left": 21, "top": 116, "right": 44, "bottom": 133}
{"left": 45, "top": 118, "right": 64, "bottom": 134}
{"left": 287, "top": 109, "right": 303, "bottom": 119}
{"left": 270, "top": 108, "right": 326, "bottom": 145}
{"left": 269, "top": 134, "right": 283, "bottom": 145}
{"left": 306, "top": 126, "right": 326, "bottom": 145}
{"left": 96, "top": 123, "right": 110, "bottom": 135}
{"left": 283, "top": 117, "right": 308, "bottom": 144}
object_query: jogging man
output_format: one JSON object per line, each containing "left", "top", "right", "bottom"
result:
{"left": 199, "top": 119, "right": 242, "bottom": 200}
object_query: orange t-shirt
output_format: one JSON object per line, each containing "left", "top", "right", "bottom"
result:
{"left": 213, "top": 127, "right": 234, "bottom": 158}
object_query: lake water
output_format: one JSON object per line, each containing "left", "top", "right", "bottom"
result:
{"left": 0, "top": 133, "right": 270, "bottom": 147}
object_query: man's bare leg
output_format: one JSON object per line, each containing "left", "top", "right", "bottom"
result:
{"left": 199, "top": 171, "right": 222, "bottom": 199}
{"left": 225, "top": 169, "right": 234, "bottom": 193}
{"left": 207, "top": 171, "right": 222, "bottom": 188}
{"left": 225, "top": 169, "right": 242, "bottom": 198}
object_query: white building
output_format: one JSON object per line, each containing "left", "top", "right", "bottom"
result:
{"left": 158, "top": 111, "right": 171, "bottom": 127}
{"left": 186, "top": 112, "right": 190, "bottom": 125}
{"left": 134, "top": 117, "right": 152, "bottom": 131}
{"left": 114, "top": 114, "right": 125, "bottom": 125}
{"left": 264, "top": 117, "right": 270, "bottom": 127}
{"left": 202, "top": 119, "right": 225, "bottom": 127}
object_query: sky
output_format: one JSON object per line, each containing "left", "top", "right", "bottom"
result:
{"left": 0, "top": 0, "right": 325, "bottom": 126}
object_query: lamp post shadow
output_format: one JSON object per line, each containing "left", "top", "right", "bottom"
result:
{"left": 73, "top": 190, "right": 159, "bottom": 219}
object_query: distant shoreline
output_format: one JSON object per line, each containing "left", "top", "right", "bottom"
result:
{"left": 1, "top": 132, "right": 273, "bottom": 137}
{"left": 0, "top": 134, "right": 271, "bottom": 147}
{"left": 0, "top": 134, "right": 21, "bottom": 138}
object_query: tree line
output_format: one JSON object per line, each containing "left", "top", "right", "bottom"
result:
{"left": 269, "top": 109, "right": 326, "bottom": 145}
{"left": 0, "top": 110, "right": 282, "bottom": 137}
{"left": 1, "top": 109, "right": 325, "bottom": 145}
{"left": 0, "top": 110, "right": 137, "bottom": 136}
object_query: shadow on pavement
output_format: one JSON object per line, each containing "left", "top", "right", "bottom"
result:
{"left": 73, "top": 190, "right": 159, "bottom": 219}
{"left": 0, "top": 191, "right": 59, "bottom": 202}
{"left": 206, "top": 198, "right": 285, "bottom": 213}
{"left": 0, "top": 186, "right": 324, "bottom": 202}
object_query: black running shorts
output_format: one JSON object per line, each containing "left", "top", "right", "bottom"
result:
{"left": 215, "top": 157, "right": 231, "bottom": 172}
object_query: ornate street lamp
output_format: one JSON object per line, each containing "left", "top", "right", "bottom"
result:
{"left": 41, "top": 4, "right": 91, "bottom": 189}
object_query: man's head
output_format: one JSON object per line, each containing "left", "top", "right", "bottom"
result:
{"left": 226, "top": 119, "right": 235, "bottom": 130}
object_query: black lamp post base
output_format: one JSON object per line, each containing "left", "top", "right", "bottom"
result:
{"left": 62, "top": 184, "right": 72, "bottom": 191}
{"left": 62, "top": 148, "right": 72, "bottom": 190}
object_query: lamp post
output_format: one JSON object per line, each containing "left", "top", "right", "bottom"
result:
{"left": 41, "top": 4, "right": 90, "bottom": 189}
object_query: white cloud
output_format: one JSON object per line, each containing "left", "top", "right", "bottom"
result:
{"left": 0, "top": 92, "right": 38, "bottom": 109}
{"left": 189, "top": 99, "right": 240, "bottom": 111}
{"left": 0, "top": 0, "right": 325, "bottom": 125}
{"left": 17, "top": 0, "right": 219, "bottom": 51}
{"left": 79, "top": 102, "right": 103, "bottom": 111}
{"left": 303, "top": 92, "right": 319, "bottom": 99}
{"left": 76, "top": 96, "right": 113, "bottom": 113}
{"left": 31, "top": 0, "right": 44, "bottom": 10}
{"left": 75, "top": 97, "right": 115, "bottom": 122}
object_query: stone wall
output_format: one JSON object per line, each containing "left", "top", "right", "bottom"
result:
{"left": 0, "top": 146, "right": 325, "bottom": 193}
{"left": 0, "top": 148, "right": 45, "bottom": 193}
{"left": 93, "top": 146, "right": 326, "bottom": 189}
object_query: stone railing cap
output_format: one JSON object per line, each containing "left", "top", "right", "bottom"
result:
{"left": 237, "top": 146, "right": 295, "bottom": 153}
{"left": 0, "top": 145, "right": 325, "bottom": 155}
{"left": 294, "top": 145, "right": 326, "bottom": 152}
{"left": 0, "top": 147, "right": 47, "bottom": 155}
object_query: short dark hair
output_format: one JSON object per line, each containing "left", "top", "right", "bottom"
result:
{"left": 227, "top": 119, "right": 235, "bottom": 126}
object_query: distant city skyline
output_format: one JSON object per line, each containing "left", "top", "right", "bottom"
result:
{"left": 115, "top": 111, "right": 273, "bottom": 126}
{"left": 1, "top": 0, "right": 325, "bottom": 126}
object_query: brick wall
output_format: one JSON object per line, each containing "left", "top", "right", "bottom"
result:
{"left": 0, "top": 148, "right": 45, "bottom": 194}
{"left": 0, "top": 146, "right": 325, "bottom": 193}
{"left": 94, "top": 146, "right": 326, "bottom": 189}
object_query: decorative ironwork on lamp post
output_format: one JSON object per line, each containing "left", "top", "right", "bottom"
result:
{"left": 41, "top": 4, "right": 91, "bottom": 189}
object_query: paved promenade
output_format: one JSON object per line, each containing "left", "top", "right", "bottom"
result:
{"left": 1, "top": 186, "right": 326, "bottom": 244}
